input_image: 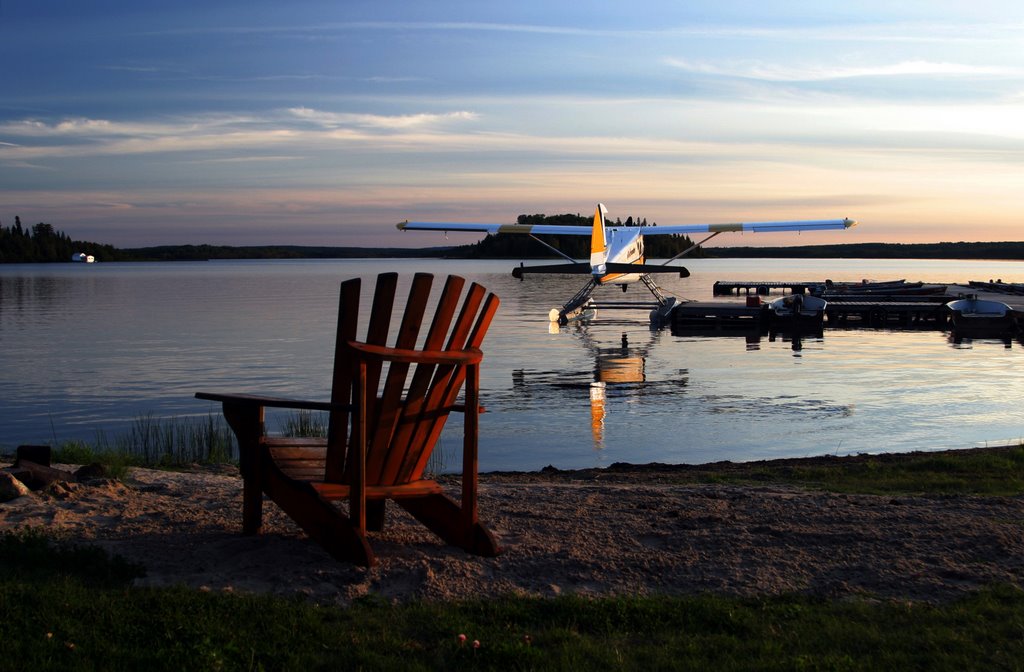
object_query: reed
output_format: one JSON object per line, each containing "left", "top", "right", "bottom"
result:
{"left": 52, "top": 414, "right": 236, "bottom": 469}
{"left": 280, "top": 410, "right": 327, "bottom": 438}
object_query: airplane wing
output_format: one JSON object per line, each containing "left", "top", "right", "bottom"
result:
{"left": 398, "top": 218, "right": 855, "bottom": 236}
{"left": 642, "top": 218, "right": 856, "bottom": 235}
{"left": 398, "top": 221, "right": 592, "bottom": 235}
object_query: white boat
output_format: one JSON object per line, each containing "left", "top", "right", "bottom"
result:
{"left": 768, "top": 293, "right": 827, "bottom": 318}
{"left": 71, "top": 252, "right": 95, "bottom": 263}
{"left": 767, "top": 293, "right": 827, "bottom": 330}
{"left": 944, "top": 295, "right": 1013, "bottom": 333}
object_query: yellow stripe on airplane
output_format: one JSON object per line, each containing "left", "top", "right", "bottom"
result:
{"left": 590, "top": 206, "right": 606, "bottom": 256}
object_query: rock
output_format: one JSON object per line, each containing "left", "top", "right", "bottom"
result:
{"left": 74, "top": 462, "right": 108, "bottom": 482}
{"left": 16, "top": 444, "right": 52, "bottom": 467}
{"left": 44, "top": 480, "right": 80, "bottom": 500}
{"left": 0, "top": 471, "right": 30, "bottom": 501}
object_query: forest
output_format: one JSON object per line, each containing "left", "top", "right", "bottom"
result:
{"left": 4, "top": 213, "right": 1024, "bottom": 263}
{"left": 0, "top": 217, "right": 122, "bottom": 263}
{"left": 0, "top": 213, "right": 699, "bottom": 263}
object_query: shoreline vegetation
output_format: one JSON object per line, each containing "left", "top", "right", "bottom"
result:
{"left": 5, "top": 214, "right": 1024, "bottom": 263}
{"left": 2, "top": 443, "right": 1023, "bottom": 669}
{"left": 8, "top": 411, "right": 1023, "bottom": 496}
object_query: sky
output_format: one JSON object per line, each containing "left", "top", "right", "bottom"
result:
{"left": 1, "top": 1, "right": 1023, "bottom": 248}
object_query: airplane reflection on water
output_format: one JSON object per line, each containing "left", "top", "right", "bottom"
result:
{"left": 511, "top": 326, "right": 683, "bottom": 451}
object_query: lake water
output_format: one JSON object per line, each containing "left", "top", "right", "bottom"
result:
{"left": 2, "top": 257, "right": 1023, "bottom": 471}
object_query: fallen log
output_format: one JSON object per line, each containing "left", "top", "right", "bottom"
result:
{"left": 6, "top": 459, "right": 75, "bottom": 490}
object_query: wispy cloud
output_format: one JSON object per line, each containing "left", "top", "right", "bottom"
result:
{"left": 0, "top": 108, "right": 482, "bottom": 161}
{"left": 133, "top": 18, "right": 1024, "bottom": 45}
{"left": 287, "top": 107, "right": 478, "bottom": 130}
{"left": 664, "top": 58, "right": 1022, "bottom": 82}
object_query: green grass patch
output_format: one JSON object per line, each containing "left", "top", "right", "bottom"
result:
{"left": 646, "top": 444, "right": 1024, "bottom": 496}
{"left": 33, "top": 410, "right": 325, "bottom": 472}
{"left": 1, "top": 529, "right": 1023, "bottom": 671}
{"left": 37, "top": 414, "right": 238, "bottom": 471}
{"left": 280, "top": 409, "right": 328, "bottom": 439}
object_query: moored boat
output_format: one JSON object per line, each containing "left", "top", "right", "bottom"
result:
{"left": 767, "top": 293, "right": 827, "bottom": 329}
{"left": 944, "top": 295, "right": 1014, "bottom": 335}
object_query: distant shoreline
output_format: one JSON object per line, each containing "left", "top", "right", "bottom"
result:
{"left": 5, "top": 239, "right": 1024, "bottom": 264}
{"left": 114, "top": 240, "right": 1024, "bottom": 262}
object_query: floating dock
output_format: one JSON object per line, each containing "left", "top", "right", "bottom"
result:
{"left": 673, "top": 282, "right": 1024, "bottom": 338}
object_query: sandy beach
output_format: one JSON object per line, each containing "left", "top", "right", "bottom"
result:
{"left": 2, "top": 459, "right": 1023, "bottom": 605}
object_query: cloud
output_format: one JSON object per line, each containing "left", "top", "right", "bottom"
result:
{"left": 286, "top": 107, "right": 478, "bottom": 130}
{"left": 664, "top": 58, "right": 1021, "bottom": 82}
{"left": 0, "top": 108, "right": 482, "bottom": 163}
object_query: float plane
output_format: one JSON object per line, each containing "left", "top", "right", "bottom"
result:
{"left": 398, "top": 204, "right": 855, "bottom": 324}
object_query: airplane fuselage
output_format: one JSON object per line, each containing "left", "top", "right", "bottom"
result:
{"left": 596, "top": 227, "right": 645, "bottom": 285}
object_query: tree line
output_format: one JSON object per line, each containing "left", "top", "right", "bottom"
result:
{"left": 6, "top": 213, "right": 1024, "bottom": 264}
{"left": 0, "top": 213, "right": 702, "bottom": 263}
{"left": 0, "top": 217, "right": 123, "bottom": 263}
{"left": 707, "top": 241, "right": 1024, "bottom": 260}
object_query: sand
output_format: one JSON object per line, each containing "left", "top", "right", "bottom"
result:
{"left": 2, "top": 460, "right": 1022, "bottom": 605}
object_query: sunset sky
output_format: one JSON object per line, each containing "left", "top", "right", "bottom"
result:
{"left": 2, "top": 1, "right": 1023, "bottom": 248}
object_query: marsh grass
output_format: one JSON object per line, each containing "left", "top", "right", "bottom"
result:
{"left": 1, "top": 529, "right": 1022, "bottom": 670}
{"left": 280, "top": 409, "right": 327, "bottom": 438}
{"left": 47, "top": 414, "right": 237, "bottom": 470}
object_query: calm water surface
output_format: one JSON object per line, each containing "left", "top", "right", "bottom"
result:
{"left": 2, "top": 257, "right": 1023, "bottom": 471}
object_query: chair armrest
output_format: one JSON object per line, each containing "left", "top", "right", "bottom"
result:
{"left": 345, "top": 340, "right": 483, "bottom": 366}
{"left": 195, "top": 392, "right": 344, "bottom": 413}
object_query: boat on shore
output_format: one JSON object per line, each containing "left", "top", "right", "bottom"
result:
{"left": 813, "top": 279, "right": 948, "bottom": 297}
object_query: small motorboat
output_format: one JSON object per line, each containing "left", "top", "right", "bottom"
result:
{"left": 944, "top": 295, "right": 1014, "bottom": 335}
{"left": 767, "top": 293, "right": 827, "bottom": 328}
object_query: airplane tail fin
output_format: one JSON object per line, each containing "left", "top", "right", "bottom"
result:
{"left": 590, "top": 203, "right": 609, "bottom": 274}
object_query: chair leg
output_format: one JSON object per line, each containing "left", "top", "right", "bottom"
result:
{"left": 366, "top": 500, "right": 387, "bottom": 532}
{"left": 398, "top": 494, "right": 502, "bottom": 557}
{"left": 218, "top": 401, "right": 266, "bottom": 535}
{"left": 260, "top": 454, "right": 376, "bottom": 566}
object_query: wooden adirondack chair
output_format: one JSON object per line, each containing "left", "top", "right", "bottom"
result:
{"left": 196, "top": 272, "right": 501, "bottom": 567}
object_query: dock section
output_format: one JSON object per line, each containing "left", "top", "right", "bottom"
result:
{"left": 674, "top": 281, "right": 1024, "bottom": 338}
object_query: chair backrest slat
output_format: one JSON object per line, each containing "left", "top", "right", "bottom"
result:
{"left": 378, "top": 277, "right": 476, "bottom": 484}
{"left": 361, "top": 273, "right": 400, "bottom": 404}
{"left": 404, "top": 291, "right": 499, "bottom": 481}
{"left": 325, "top": 276, "right": 365, "bottom": 481}
{"left": 363, "top": 273, "right": 435, "bottom": 482}
{"left": 328, "top": 273, "right": 498, "bottom": 488}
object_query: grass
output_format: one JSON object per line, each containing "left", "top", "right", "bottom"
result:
{"left": 47, "top": 413, "right": 238, "bottom": 471}
{"left": 280, "top": 409, "right": 327, "bottom": 439}
{"left": 4, "top": 444, "right": 1024, "bottom": 668}
{"left": 617, "top": 444, "right": 1024, "bottom": 496}
{"left": 1, "top": 528, "right": 1023, "bottom": 670}
{"left": 18, "top": 410, "right": 327, "bottom": 473}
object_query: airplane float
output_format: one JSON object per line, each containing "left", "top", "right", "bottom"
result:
{"left": 398, "top": 204, "right": 856, "bottom": 325}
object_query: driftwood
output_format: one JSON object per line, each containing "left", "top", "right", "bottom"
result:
{"left": 2, "top": 444, "right": 108, "bottom": 496}
{"left": 7, "top": 459, "right": 75, "bottom": 490}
